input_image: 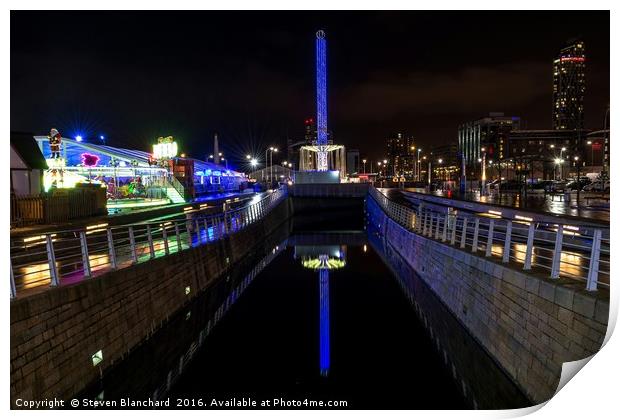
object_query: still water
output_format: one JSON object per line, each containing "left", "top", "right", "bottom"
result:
{"left": 78, "top": 213, "right": 530, "bottom": 409}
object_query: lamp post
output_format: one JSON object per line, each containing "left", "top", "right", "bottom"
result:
{"left": 416, "top": 149, "right": 422, "bottom": 181}
{"left": 560, "top": 147, "right": 566, "bottom": 179}
{"left": 574, "top": 156, "right": 582, "bottom": 207}
{"left": 362, "top": 159, "right": 367, "bottom": 174}
{"left": 480, "top": 147, "right": 487, "bottom": 196}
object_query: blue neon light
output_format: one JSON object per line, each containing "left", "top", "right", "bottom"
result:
{"left": 319, "top": 267, "right": 330, "bottom": 376}
{"left": 316, "top": 30, "right": 328, "bottom": 146}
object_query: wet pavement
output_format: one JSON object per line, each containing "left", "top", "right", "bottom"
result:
{"left": 401, "top": 188, "right": 609, "bottom": 222}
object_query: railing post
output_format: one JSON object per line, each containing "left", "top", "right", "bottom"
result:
{"left": 147, "top": 224, "right": 156, "bottom": 259}
{"left": 485, "top": 219, "right": 495, "bottom": 257}
{"left": 79, "top": 231, "right": 92, "bottom": 277}
{"left": 107, "top": 228, "right": 118, "bottom": 269}
{"left": 586, "top": 229, "right": 602, "bottom": 291}
{"left": 162, "top": 224, "right": 170, "bottom": 255}
{"left": 434, "top": 214, "right": 441, "bottom": 240}
{"left": 203, "top": 218, "right": 209, "bottom": 242}
{"left": 442, "top": 214, "right": 449, "bottom": 242}
{"left": 523, "top": 223, "right": 535, "bottom": 270}
{"left": 502, "top": 220, "right": 512, "bottom": 263}
{"left": 175, "top": 222, "right": 182, "bottom": 251}
{"left": 46, "top": 234, "right": 59, "bottom": 287}
{"left": 460, "top": 217, "right": 468, "bottom": 249}
{"left": 422, "top": 210, "right": 428, "bottom": 236}
{"left": 471, "top": 218, "right": 480, "bottom": 252}
{"left": 550, "top": 225, "right": 564, "bottom": 279}
{"left": 128, "top": 226, "right": 138, "bottom": 263}
{"left": 450, "top": 215, "right": 457, "bottom": 245}
{"left": 10, "top": 261, "right": 16, "bottom": 299}
{"left": 195, "top": 218, "right": 201, "bottom": 241}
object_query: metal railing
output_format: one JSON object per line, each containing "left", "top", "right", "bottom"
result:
{"left": 10, "top": 188, "right": 287, "bottom": 299}
{"left": 368, "top": 187, "right": 610, "bottom": 292}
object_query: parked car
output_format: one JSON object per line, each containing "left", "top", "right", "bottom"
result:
{"left": 499, "top": 180, "right": 523, "bottom": 192}
{"left": 565, "top": 179, "right": 591, "bottom": 191}
{"left": 583, "top": 181, "right": 609, "bottom": 193}
{"left": 529, "top": 180, "right": 554, "bottom": 193}
{"left": 550, "top": 181, "right": 567, "bottom": 193}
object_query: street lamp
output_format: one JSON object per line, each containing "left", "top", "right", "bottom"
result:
{"left": 362, "top": 159, "right": 367, "bottom": 174}
{"left": 480, "top": 147, "right": 487, "bottom": 195}
{"left": 416, "top": 148, "right": 422, "bottom": 181}
{"left": 264, "top": 147, "right": 279, "bottom": 184}
{"left": 574, "top": 156, "right": 582, "bottom": 205}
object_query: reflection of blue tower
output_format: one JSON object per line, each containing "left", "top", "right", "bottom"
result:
{"left": 296, "top": 245, "right": 346, "bottom": 377}
{"left": 319, "top": 258, "right": 330, "bottom": 376}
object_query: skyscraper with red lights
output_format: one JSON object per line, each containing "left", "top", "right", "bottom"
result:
{"left": 553, "top": 41, "right": 586, "bottom": 130}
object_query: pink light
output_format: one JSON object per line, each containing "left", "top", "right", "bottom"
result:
{"left": 81, "top": 153, "right": 100, "bottom": 167}
{"left": 560, "top": 57, "right": 585, "bottom": 63}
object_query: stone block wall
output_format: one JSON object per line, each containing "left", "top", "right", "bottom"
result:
{"left": 366, "top": 196, "right": 609, "bottom": 403}
{"left": 10, "top": 199, "right": 291, "bottom": 406}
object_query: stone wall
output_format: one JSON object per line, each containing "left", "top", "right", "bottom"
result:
{"left": 366, "top": 196, "right": 609, "bottom": 404}
{"left": 10, "top": 198, "right": 292, "bottom": 406}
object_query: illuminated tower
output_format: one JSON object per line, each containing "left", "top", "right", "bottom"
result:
{"left": 553, "top": 41, "right": 586, "bottom": 130}
{"left": 315, "top": 30, "right": 329, "bottom": 171}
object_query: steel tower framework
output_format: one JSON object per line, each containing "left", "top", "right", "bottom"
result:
{"left": 315, "top": 30, "right": 329, "bottom": 171}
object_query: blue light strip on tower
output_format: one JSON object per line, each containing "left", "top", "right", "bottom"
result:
{"left": 319, "top": 267, "right": 330, "bottom": 376}
{"left": 316, "top": 31, "right": 328, "bottom": 146}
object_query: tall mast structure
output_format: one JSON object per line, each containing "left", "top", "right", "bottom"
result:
{"left": 315, "top": 30, "right": 329, "bottom": 171}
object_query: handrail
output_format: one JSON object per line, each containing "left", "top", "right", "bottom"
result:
{"left": 10, "top": 188, "right": 288, "bottom": 299}
{"left": 169, "top": 176, "right": 185, "bottom": 199}
{"left": 368, "top": 187, "right": 609, "bottom": 293}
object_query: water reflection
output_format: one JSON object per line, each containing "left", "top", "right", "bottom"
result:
{"left": 294, "top": 245, "right": 347, "bottom": 376}
{"left": 76, "top": 224, "right": 532, "bottom": 409}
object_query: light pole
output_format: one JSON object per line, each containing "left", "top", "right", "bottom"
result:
{"left": 416, "top": 149, "right": 422, "bottom": 181}
{"left": 481, "top": 147, "right": 487, "bottom": 196}
{"left": 383, "top": 159, "right": 388, "bottom": 177}
{"left": 362, "top": 159, "right": 367, "bottom": 174}
{"left": 574, "top": 156, "right": 582, "bottom": 206}
{"left": 560, "top": 147, "right": 566, "bottom": 179}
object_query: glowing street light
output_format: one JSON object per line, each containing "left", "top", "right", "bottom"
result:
{"left": 75, "top": 135, "right": 83, "bottom": 142}
{"left": 246, "top": 154, "right": 251, "bottom": 160}
{"left": 362, "top": 158, "right": 367, "bottom": 173}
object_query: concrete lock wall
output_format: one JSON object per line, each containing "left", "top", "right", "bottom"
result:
{"left": 366, "top": 196, "right": 609, "bottom": 404}
{"left": 10, "top": 199, "right": 292, "bottom": 406}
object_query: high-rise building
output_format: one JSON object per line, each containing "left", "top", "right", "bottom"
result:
{"left": 386, "top": 133, "right": 415, "bottom": 176}
{"left": 553, "top": 40, "right": 586, "bottom": 130}
{"left": 458, "top": 113, "right": 520, "bottom": 166}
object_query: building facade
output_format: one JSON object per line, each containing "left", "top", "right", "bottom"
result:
{"left": 386, "top": 132, "right": 415, "bottom": 177}
{"left": 553, "top": 41, "right": 586, "bottom": 130}
{"left": 346, "top": 149, "right": 360, "bottom": 176}
{"left": 458, "top": 113, "right": 521, "bottom": 167}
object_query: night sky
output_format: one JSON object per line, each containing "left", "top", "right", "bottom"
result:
{"left": 11, "top": 11, "right": 609, "bottom": 167}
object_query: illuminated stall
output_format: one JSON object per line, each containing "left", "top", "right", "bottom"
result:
{"left": 34, "top": 135, "right": 247, "bottom": 207}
